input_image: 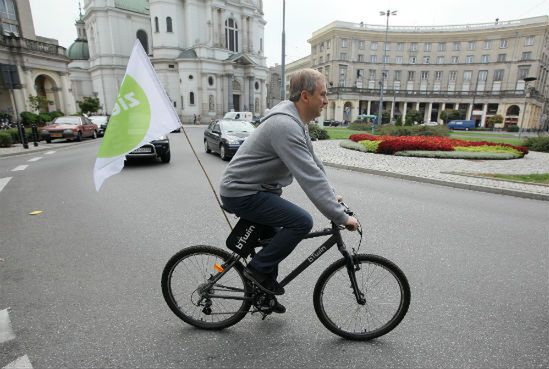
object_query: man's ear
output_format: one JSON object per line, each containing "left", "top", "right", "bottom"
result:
{"left": 300, "top": 90, "right": 309, "bottom": 103}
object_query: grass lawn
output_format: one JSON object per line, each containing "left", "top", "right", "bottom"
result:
{"left": 475, "top": 173, "right": 549, "bottom": 185}
{"left": 325, "top": 127, "right": 367, "bottom": 140}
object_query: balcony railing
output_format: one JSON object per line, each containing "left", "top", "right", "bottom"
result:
{"left": 0, "top": 35, "right": 67, "bottom": 57}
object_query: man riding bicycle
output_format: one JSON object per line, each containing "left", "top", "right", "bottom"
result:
{"left": 220, "top": 68, "right": 359, "bottom": 313}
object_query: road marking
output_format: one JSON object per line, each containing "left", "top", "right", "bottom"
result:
{"left": 27, "top": 157, "right": 42, "bottom": 162}
{"left": 3, "top": 355, "right": 33, "bottom": 369}
{"left": 0, "top": 309, "right": 15, "bottom": 344}
{"left": 44, "top": 151, "right": 55, "bottom": 155}
{"left": 11, "top": 165, "right": 28, "bottom": 171}
{"left": 0, "top": 177, "right": 11, "bottom": 193}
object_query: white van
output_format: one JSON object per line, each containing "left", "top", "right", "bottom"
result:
{"left": 223, "top": 111, "right": 253, "bottom": 122}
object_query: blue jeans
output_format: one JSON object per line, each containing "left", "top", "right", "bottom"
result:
{"left": 221, "top": 192, "right": 313, "bottom": 279}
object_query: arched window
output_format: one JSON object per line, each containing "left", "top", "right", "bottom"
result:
{"left": 166, "top": 17, "right": 173, "bottom": 33}
{"left": 225, "top": 18, "right": 238, "bottom": 52}
{"left": 0, "top": 0, "right": 17, "bottom": 20}
{"left": 136, "top": 30, "right": 148, "bottom": 54}
{"left": 189, "top": 92, "right": 195, "bottom": 105}
{"left": 154, "top": 17, "right": 159, "bottom": 32}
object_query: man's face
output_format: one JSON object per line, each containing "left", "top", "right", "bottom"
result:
{"left": 306, "top": 80, "right": 328, "bottom": 118}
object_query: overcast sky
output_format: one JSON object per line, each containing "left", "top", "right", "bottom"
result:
{"left": 29, "top": 0, "right": 549, "bottom": 67}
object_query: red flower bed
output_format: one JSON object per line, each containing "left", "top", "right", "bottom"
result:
{"left": 348, "top": 134, "right": 528, "bottom": 155}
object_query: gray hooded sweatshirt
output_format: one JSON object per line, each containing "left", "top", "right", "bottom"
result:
{"left": 219, "top": 100, "right": 349, "bottom": 226}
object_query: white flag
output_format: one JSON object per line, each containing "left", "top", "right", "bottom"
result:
{"left": 93, "top": 40, "right": 181, "bottom": 191}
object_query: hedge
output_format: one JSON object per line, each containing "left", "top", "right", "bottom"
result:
{"left": 524, "top": 136, "right": 549, "bottom": 153}
{"left": 0, "top": 131, "right": 12, "bottom": 147}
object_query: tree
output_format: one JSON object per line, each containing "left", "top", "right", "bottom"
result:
{"left": 27, "top": 95, "right": 51, "bottom": 113}
{"left": 486, "top": 114, "right": 504, "bottom": 128}
{"left": 404, "top": 109, "right": 422, "bottom": 126}
{"left": 77, "top": 96, "right": 102, "bottom": 114}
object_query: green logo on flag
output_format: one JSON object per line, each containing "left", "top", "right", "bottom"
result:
{"left": 97, "top": 75, "right": 151, "bottom": 158}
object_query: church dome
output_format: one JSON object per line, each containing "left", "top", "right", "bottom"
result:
{"left": 67, "top": 39, "right": 89, "bottom": 60}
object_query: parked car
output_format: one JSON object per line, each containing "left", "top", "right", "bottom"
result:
{"left": 447, "top": 120, "right": 475, "bottom": 131}
{"left": 125, "top": 136, "right": 171, "bottom": 163}
{"left": 420, "top": 121, "right": 439, "bottom": 126}
{"left": 323, "top": 119, "right": 343, "bottom": 127}
{"left": 88, "top": 115, "right": 109, "bottom": 137}
{"left": 204, "top": 119, "right": 255, "bottom": 160}
{"left": 40, "top": 116, "right": 98, "bottom": 143}
{"left": 223, "top": 111, "right": 253, "bottom": 122}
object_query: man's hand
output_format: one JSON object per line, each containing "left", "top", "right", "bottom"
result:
{"left": 345, "top": 216, "right": 359, "bottom": 231}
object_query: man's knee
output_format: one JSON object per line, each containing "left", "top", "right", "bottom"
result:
{"left": 297, "top": 213, "right": 314, "bottom": 234}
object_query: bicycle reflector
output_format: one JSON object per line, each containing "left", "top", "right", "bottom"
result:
{"left": 214, "top": 263, "right": 224, "bottom": 273}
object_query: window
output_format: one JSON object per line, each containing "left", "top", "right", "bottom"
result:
{"left": 499, "top": 39, "right": 508, "bottom": 48}
{"left": 451, "top": 56, "right": 459, "bottom": 64}
{"left": 154, "top": 17, "right": 159, "bottom": 32}
{"left": 358, "top": 54, "right": 364, "bottom": 62}
{"left": 370, "top": 42, "right": 378, "bottom": 50}
{"left": 449, "top": 71, "right": 457, "bottom": 81}
{"left": 468, "top": 41, "right": 476, "bottom": 50}
{"left": 424, "top": 42, "right": 432, "bottom": 52}
{"left": 1, "top": 22, "right": 18, "bottom": 35}
{"left": 518, "top": 66, "right": 530, "bottom": 80}
{"left": 463, "top": 71, "right": 472, "bottom": 81}
{"left": 326, "top": 40, "right": 331, "bottom": 49}
{"left": 136, "top": 30, "right": 149, "bottom": 54}
{"left": 494, "top": 69, "right": 504, "bottom": 81}
{"left": 357, "top": 69, "right": 364, "bottom": 77}
{"left": 383, "top": 55, "right": 390, "bottom": 63}
{"left": 395, "top": 56, "right": 403, "bottom": 64}
{"left": 0, "top": 0, "right": 16, "bottom": 20}
{"left": 483, "top": 40, "right": 492, "bottom": 49}
{"left": 478, "top": 70, "right": 488, "bottom": 81}
{"left": 410, "top": 42, "right": 417, "bottom": 51}
{"left": 438, "top": 42, "right": 446, "bottom": 51}
{"left": 435, "top": 71, "right": 443, "bottom": 80}
{"left": 166, "top": 17, "right": 173, "bottom": 32}
{"left": 225, "top": 18, "right": 239, "bottom": 52}
{"left": 384, "top": 42, "right": 390, "bottom": 51}
{"left": 453, "top": 42, "right": 461, "bottom": 51}
{"left": 369, "top": 69, "right": 376, "bottom": 81}
{"left": 409, "top": 56, "right": 416, "bottom": 64}
{"left": 407, "top": 71, "right": 415, "bottom": 81}
{"left": 189, "top": 92, "right": 195, "bottom": 105}
{"left": 340, "top": 53, "right": 347, "bottom": 60}
{"left": 466, "top": 55, "right": 474, "bottom": 64}
{"left": 481, "top": 54, "right": 489, "bottom": 63}
{"left": 423, "top": 56, "right": 430, "bottom": 64}
{"left": 396, "top": 42, "right": 404, "bottom": 51}
{"left": 341, "top": 38, "right": 348, "bottom": 48}
{"left": 394, "top": 70, "right": 401, "bottom": 80}
{"left": 320, "top": 42, "right": 324, "bottom": 52}
{"left": 525, "top": 35, "right": 535, "bottom": 46}
{"left": 497, "top": 53, "right": 507, "bottom": 62}
{"left": 420, "top": 71, "right": 429, "bottom": 80}
{"left": 338, "top": 65, "right": 347, "bottom": 86}
{"left": 358, "top": 40, "right": 365, "bottom": 49}
{"left": 436, "top": 56, "right": 444, "bottom": 64}
{"left": 209, "top": 95, "right": 215, "bottom": 112}
{"left": 521, "top": 52, "right": 532, "bottom": 60}
{"left": 370, "top": 55, "right": 377, "bottom": 63}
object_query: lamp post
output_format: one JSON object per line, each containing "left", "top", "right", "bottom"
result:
{"left": 375, "top": 9, "right": 397, "bottom": 134}
{"left": 280, "top": 0, "right": 286, "bottom": 101}
{"left": 518, "top": 76, "right": 537, "bottom": 138}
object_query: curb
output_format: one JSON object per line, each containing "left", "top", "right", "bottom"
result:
{"left": 0, "top": 140, "right": 93, "bottom": 158}
{"left": 323, "top": 162, "right": 549, "bottom": 202}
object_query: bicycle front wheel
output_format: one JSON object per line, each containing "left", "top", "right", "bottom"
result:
{"left": 313, "top": 254, "right": 410, "bottom": 340}
{"left": 161, "top": 245, "right": 252, "bottom": 330}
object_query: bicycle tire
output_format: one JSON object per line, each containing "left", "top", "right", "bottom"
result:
{"left": 161, "top": 245, "right": 252, "bottom": 330}
{"left": 313, "top": 254, "right": 410, "bottom": 340}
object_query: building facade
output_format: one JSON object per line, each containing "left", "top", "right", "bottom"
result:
{"left": 0, "top": 0, "right": 76, "bottom": 120}
{"left": 72, "top": 0, "right": 268, "bottom": 122}
{"left": 306, "top": 16, "right": 549, "bottom": 130}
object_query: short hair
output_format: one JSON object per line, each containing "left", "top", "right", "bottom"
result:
{"left": 288, "top": 69, "right": 326, "bottom": 102}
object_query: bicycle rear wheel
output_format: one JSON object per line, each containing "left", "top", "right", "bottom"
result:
{"left": 313, "top": 254, "right": 410, "bottom": 340}
{"left": 161, "top": 245, "right": 252, "bottom": 330}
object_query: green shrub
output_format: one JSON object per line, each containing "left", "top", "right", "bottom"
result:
{"left": 38, "top": 112, "right": 52, "bottom": 123}
{"left": 505, "top": 125, "right": 519, "bottom": 132}
{"left": 454, "top": 145, "right": 523, "bottom": 158}
{"left": 395, "top": 150, "right": 519, "bottom": 160}
{"left": 0, "top": 131, "right": 12, "bottom": 147}
{"left": 308, "top": 123, "right": 329, "bottom": 140}
{"left": 524, "top": 136, "right": 549, "bottom": 153}
{"left": 339, "top": 139, "right": 369, "bottom": 152}
{"left": 348, "top": 122, "right": 374, "bottom": 131}
{"left": 19, "top": 111, "right": 39, "bottom": 126}
{"left": 375, "top": 124, "right": 450, "bottom": 137}
{"left": 359, "top": 139, "right": 381, "bottom": 152}
{"left": 49, "top": 110, "right": 64, "bottom": 120}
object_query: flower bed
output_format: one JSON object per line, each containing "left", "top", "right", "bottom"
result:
{"left": 349, "top": 134, "right": 528, "bottom": 157}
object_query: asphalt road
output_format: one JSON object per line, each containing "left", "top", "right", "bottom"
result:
{"left": 1, "top": 129, "right": 548, "bottom": 368}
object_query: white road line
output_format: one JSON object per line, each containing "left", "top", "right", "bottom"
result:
{"left": 27, "top": 157, "right": 42, "bottom": 162}
{"left": 44, "top": 151, "right": 55, "bottom": 155}
{"left": 11, "top": 165, "right": 28, "bottom": 171}
{"left": 0, "top": 309, "right": 15, "bottom": 344}
{"left": 3, "top": 355, "right": 33, "bottom": 369}
{"left": 0, "top": 177, "right": 12, "bottom": 193}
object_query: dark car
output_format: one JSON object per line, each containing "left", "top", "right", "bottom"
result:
{"left": 88, "top": 115, "right": 109, "bottom": 137}
{"left": 125, "top": 135, "right": 171, "bottom": 163}
{"left": 40, "top": 116, "right": 98, "bottom": 143}
{"left": 203, "top": 119, "right": 255, "bottom": 160}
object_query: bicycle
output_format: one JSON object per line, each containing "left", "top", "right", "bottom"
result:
{"left": 161, "top": 203, "right": 410, "bottom": 340}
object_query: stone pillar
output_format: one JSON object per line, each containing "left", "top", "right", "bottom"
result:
{"left": 426, "top": 102, "right": 432, "bottom": 123}
{"left": 440, "top": 103, "right": 445, "bottom": 124}
{"left": 390, "top": 99, "right": 395, "bottom": 122}
{"left": 248, "top": 77, "right": 254, "bottom": 112}
{"left": 481, "top": 103, "right": 488, "bottom": 127}
{"left": 240, "top": 15, "right": 246, "bottom": 52}
{"left": 367, "top": 100, "right": 371, "bottom": 115}
{"left": 219, "top": 9, "right": 225, "bottom": 48}
{"left": 466, "top": 103, "right": 473, "bottom": 120}
{"left": 415, "top": 102, "right": 420, "bottom": 111}
{"left": 402, "top": 102, "right": 408, "bottom": 124}
{"left": 227, "top": 74, "right": 233, "bottom": 111}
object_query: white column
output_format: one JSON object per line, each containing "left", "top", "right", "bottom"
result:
{"left": 481, "top": 103, "right": 488, "bottom": 127}
{"left": 390, "top": 99, "right": 395, "bottom": 122}
{"left": 426, "top": 102, "right": 432, "bottom": 123}
{"left": 240, "top": 15, "right": 247, "bottom": 53}
{"left": 402, "top": 102, "right": 407, "bottom": 125}
{"left": 415, "top": 102, "right": 420, "bottom": 111}
{"left": 466, "top": 103, "right": 473, "bottom": 120}
{"left": 367, "top": 100, "right": 371, "bottom": 115}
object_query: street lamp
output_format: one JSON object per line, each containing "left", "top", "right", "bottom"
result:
{"left": 518, "top": 76, "right": 537, "bottom": 138}
{"left": 280, "top": 0, "right": 286, "bottom": 100}
{"left": 376, "top": 9, "right": 397, "bottom": 134}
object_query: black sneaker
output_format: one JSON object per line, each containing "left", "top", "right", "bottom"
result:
{"left": 244, "top": 266, "right": 285, "bottom": 296}
{"left": 261, "top": 296, "right": 286, "bottom": 314}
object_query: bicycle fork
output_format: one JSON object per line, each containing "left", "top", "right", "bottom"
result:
{"left": 337, "top": 244, "right": 366, "bottom": 305}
